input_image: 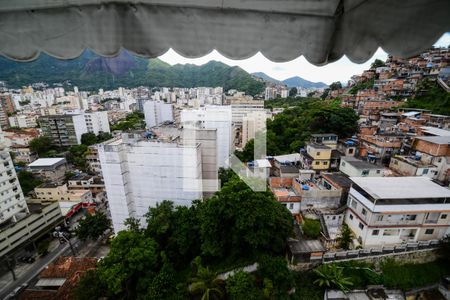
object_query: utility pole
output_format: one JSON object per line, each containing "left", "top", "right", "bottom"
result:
{"left": 4, "top": 256, "right": 16, "bottom": 281}
{"left": 53, "top": 230, "right": 76, "bottom": 256}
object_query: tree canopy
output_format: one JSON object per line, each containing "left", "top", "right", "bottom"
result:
{"left": 266, "top": 99, "right": 358, "bottom": 155}
{"left": 29, "top": 136, "right": 54, "bottom": 156}
{"left": 75, "top": 212, "right": 111, "bottom": 241}
{"left": 74, "top": 175, "right": 294, "bottom": 299}
{"left": 329, "top": 81, "right": 342, "bottom": 91}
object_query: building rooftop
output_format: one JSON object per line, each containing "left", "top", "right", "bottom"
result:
{"left": 272, "top": 153, "right": 301, "bottom": 163}
{"left": 415, "top": 136, "right": 450, "bottom": 145}
{"left": 28, "top": 158, "right": 66, "bottom": 168}
{"left": 254, "top": 159, "right": 271, "bottom": 168}
{"left": 323, "top": 173, "right": 353, "bottom": 189}
{"left": 308, "top": 142, "right": 331, "bottom": 150}
{"left": 342, "top": 156, "right": 382, "bottom": 169}
{"left": 350, "top": 176, "right": 450, "bottom": 200}
{"left": 311, "top": 133, "right": 338, "bottom": 138}
{"left": 420, "top": 126, "right": 450, "bottom": 136}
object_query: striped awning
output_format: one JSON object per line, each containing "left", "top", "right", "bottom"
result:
{"left": 0, "top": 0, "right": 449, "bottom": 64}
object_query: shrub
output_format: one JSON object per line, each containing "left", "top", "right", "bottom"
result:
{"left": 302, "top": 219, "right": 321, "bottom": 239}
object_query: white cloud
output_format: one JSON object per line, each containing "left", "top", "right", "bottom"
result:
{"left": 159, "top": 33, "right": 450, "bottom": 85}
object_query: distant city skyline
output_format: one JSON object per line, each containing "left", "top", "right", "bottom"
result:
{"left": 159, "top": 33, "right": 450, "bottom": 86}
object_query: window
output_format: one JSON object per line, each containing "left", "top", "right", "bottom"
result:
{"left": 358, "top": 222, "right": 364, "bottom": 230}
{"left": 425, "top": 229, "right": 434, "bottom": 235}
{"left": 422, "top": 168, "right": 429, "bottom": 175}
{"left": 376, "top": 170, "right": 381, "bottom": 174}
{"left": 441, "top": 214, "right": 447, "bottom": 219}
{"left": 405, "top": 214, "right": 417, "bottom": 221}
{"left": 348, "top": 149, "right": 354, "bottom": 154}
{"left": 383, "top": 229, "right": 400, "bottom": 236}
{"left": 349, "top": 214, "right": 354, "bottom": 220}
{"left": 372, "top": 229, "right": 380, "bottom": 235}
{"left": 361, "top": 170, "right": 369, "bottom": 176}
{"left": 289, "top": 203, "right": 294, "bottom": 209}
{"left": 316, "top": 152, "right": 321, "bottom": 156}
{"left": 350, "top": 198, "right": 357, "bottom": 209}
{"left": 315, "top": 161, "right": 320, "bottom": 165}
{"left": 323, "top": 162, "right": 327, "bottom": 165}
{"left": 361, "top": 208, "right": 367, "bottom": 216}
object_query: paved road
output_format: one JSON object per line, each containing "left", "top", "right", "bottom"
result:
{"left": 0, "top": 238, "right": 79, "bottom": 299}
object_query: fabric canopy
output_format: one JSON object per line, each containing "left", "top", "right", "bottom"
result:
{"left": 0, "top": 0, "right": 449, "bottom": 65}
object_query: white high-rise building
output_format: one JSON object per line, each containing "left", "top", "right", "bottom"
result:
{"left": 181, "top": 106, "right": 232, "bottom": 168}
{"left": 143, "top": 100, "right": 174, "bottom": 128}
{"left": 99, "top": 133, "right": 203, "bottom": 233}
{"left": 0, "top": 126, "right": 28, "bottom": 224}
{"left": 242, "top": 111, "right": 268, "bottom": 147}
{"left": 82, "top": 111, "right": 110, "bottom": 135}
{"left": 229, "top": 98, "right": 265, "bottom": 125}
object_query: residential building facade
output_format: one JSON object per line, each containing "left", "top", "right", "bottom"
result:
{"left": 345, "top": 177, "right": 450, "bottom": 247}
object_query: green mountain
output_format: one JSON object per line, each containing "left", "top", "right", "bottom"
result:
{"left": 0, "top": 50, "right": 265, "bottom": 96}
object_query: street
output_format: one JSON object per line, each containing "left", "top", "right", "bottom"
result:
{"left": 0, "top": 238, "right": 80, "bottom": 299}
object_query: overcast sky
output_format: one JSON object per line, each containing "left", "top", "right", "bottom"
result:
{"left": 159, "top": 33, "right": 450, "bottom": 85}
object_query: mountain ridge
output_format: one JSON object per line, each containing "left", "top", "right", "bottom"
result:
{"left": 0, "top": 51, "right": 264, "bottom": 96}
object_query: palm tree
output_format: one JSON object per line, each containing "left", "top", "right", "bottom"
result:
{"left": 189, "top": 257, "right": 224, "bottom": 300}
{"left": 338, "top": 224, "right": 354, "bottom": 250}
{"left": 313, "top": 264, "right": 353, "bottom": 292}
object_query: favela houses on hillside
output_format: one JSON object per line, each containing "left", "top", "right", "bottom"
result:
{"left": 0, "top": 1, "right": 450, "bottom": 300}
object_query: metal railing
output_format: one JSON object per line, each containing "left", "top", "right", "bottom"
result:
{"left": 315, "top": 240, "right": 441, "bottom": 263}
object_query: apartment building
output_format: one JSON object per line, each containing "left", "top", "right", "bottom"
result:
{"left": 180, "top": 106, "right": 232, "bottom": 168}
{"left": 86, "top": 145, "right": 102, "bottom": 175}
{"left": 143, "top": 100, "right": 174, "bottom": 128}
{"left": 229, "top": 97, "right": 265, "bottom": 126}
{"left": 410, "top": 136, "right": 450, "bottom": 184}
{"left": 28, "top": 158, "right": 68, "bottom": 183}
{"left": 0, "top": 202, "right": 62, "bottom": 258}
{"left": 32, "top": 183, "right": 92, "bottom": 216}
{"left": 345, "top": 177, "right": 450, "bottom": 247}
{"left": 300, "top": 143, "right": 332, "bottom": 171}
{"left": 38, "top": 115, "right": 82, "bottom": 146}
{"left": 0, "top": 131, "right": 28, "bottom": 225}
{"left": 8, "top": 114, "right": 38, "bottom": 128}
{"left": 359, "top": 134, "right": 403, "bottom": 160}
{"left": 241, "top": 111, "right": 267, "bottom": 147}
{"left": 82, "top": 111, "right": 110, "bottom": 135}
{"left": 339, "top": 157, "right": 384, "bottom": 177}
{"left": 98, "top": 133, "right": 204, "bottom": 233}
{"left": 39, "top": 112, "right": 110, "bottom": 147}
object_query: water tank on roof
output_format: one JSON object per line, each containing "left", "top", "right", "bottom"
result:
{"left": 302, "top": 185, "right": 310, "bottom": 190}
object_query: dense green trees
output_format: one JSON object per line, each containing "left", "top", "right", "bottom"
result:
{"left": 338, "top": 224, "right": 354, "bottom": 250}
{"left": 266, "top": 99, "right": 358, "bottom": 155}
{"left": 111, "top": 112, "right": 145, "bottom": 131}
{"left": 403, "top": 78, "right": 450, "bottom": 116}
{"left": 17, "top": 170, "right": 42, "bottom": 195}
{"left": 313, "top": 264, "right": 353, "bottom": 291}
{"left": 29, "top": 136, "right": 53, "bottom": 156}
{"left": 200, "top": 178, "right": 293, "bottom": 260}
{"left": 226, "top": 271, "right": 260, "bottom": 300}
{"left": 75, "top": 212, "right": 111, "bottom": 241}
{"left": 370, "top": 59, "right": 386, "bottom": 69}
{"left": 66, "top": 144, "right": 89, "bottom": 170}
{"left": 80, "top": 133, "right": 98, "bottom": 146}
{"left": 329, "top": 82, "right": 342, "bottom": 91}
{"left": 75, "top": 175, "right": 294, "bottom": 299}
{"left": 289, "top": 87, "right": 298, "bottom": 97}
{"left": 234, "top": 139, "right": 254, "bottom": 162}
{"left": 81, "top": 132, "right": 113, "bottom": 145}
{"left": 302, "top": 219, "right": 321, "bottom": 239}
